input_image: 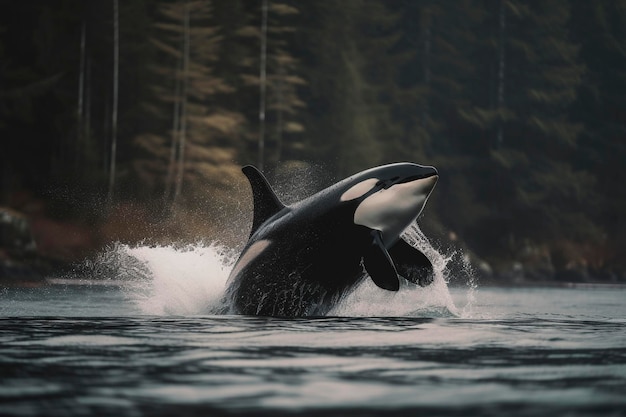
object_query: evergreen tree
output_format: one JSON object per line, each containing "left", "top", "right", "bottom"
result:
{"left": 302, "top": 0, "right": 401, "bottom": 177}
{"left": 133, "top": 0, "right": 243, "bottom": 206}
{"left": 570, "top": 0, "right": 626, "bottom": 269}
{"left": 449, "top": 1, "right": 596, "bottom": 262}
{"left": 263, "top": 2, "right": 307, "bottom": 167}
{"left": 0, "top": 2, "right": 89, "bottom": 197}
{"left": 1, "top": 1, "right": 624, "bottom": 276}
{"left": 231, "top": 0, "right": 307, "bottom": 171}
{"left": 385, "top": 0, "right": 439, "bottom": 164}
{"left": 390, "top": 0, "right": 489, "bottom": 235}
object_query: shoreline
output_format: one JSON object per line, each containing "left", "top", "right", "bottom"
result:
{"left": 1, "top": 273, "right": 625, "bottom": 290}
{"left": 451, "top": 280, "right": 626, "bottom": 290}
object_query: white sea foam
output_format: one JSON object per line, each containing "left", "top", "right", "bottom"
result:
{"left": 330, "top": 223, "right": 465, "bottom": 317}
{"left": 120, "top": 243, "right": 235, "bottom": 315}
{"left": 92, "top": 224, "right": 474, "bottom": 317}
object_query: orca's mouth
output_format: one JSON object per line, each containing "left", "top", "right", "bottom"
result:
{"left": 395, "top": 172, "right": 438, "bottom": 185}
{"left": 378, "top": 170, "right": 439, "bottom": 189}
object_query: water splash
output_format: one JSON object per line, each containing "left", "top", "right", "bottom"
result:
{"left": 123, "top": 243, "right": 235, "bottom": 315}
{"left": 330, "top": 223, "right": 465, "bottom": 317}
{"left": 404, "top": 223, "right": 478, "bottom": 317}
{"left": 83, "top": 224, "right": 475, "bottom": 318}
{"left": 78, "top": 243, "right": 235, "bottom": 315}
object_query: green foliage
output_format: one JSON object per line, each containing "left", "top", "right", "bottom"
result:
{"left": 134, "top": 0, "right": 244, "bottom": 205}
{"left": 234, "top": 0, "right": 308, "bottom": 170}
{"left": 1, "top": 0, "right": 624, "bottom": 272}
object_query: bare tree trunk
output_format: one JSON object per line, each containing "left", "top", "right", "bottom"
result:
{"left": 108, "top": 0, "right": 119, "bottom": 205}
{"left": 85, "top": 56, "right": 91, "bottom": 163}
{"left": 77, "top": 20, "right": 86, "bottom": 172}
{"left": 275, "top": 62, "right": 284, "bottom": 164}
{"left": 257, "top": 0, "right": 268, "bottom": 171}
{"left": 173, "top": 2, "right": 190, "bottom": 204}
{"left": 422, "top": 20, "right": 431, "bottom": 128}
{"left": 164, "top": 34, "right": 183, "bottom": 203}
{"left": 496, "top": 0, "right": 506, "bottom": 147}
{"left": 103, "top": 91, "right": 110, "bottom": 174}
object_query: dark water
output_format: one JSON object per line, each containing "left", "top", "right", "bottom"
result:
{"left": 1, "top": 242, "right": 626, "bottom": 416}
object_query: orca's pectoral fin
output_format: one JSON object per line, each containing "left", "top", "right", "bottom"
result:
{"left": 389, "top": 238, "right": 434, "bottom": 287}
{"left": 363, "top": 230, "right": 400, "bottom": 291}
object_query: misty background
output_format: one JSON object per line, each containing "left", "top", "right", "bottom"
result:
{"left": 1, "top": 0, "right": 625, "bottom": 284}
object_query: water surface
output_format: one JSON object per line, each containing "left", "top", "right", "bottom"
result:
{"left": 1, "top": 243, "right": 625, "bottom": 416}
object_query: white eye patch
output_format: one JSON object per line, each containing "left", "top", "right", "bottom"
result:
{"left": 340, "top": 178, "right": 379, "bottom": 202}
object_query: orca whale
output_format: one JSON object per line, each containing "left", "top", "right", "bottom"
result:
{"left": 224, "top": 162, "right": 439, "bottom": 316}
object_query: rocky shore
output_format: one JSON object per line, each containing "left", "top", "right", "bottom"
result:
{"left": 0, "top": 207, "right": 87, "bottom": 287}
{"left": 2, "top": 206, "right": 624, "bottom": 288}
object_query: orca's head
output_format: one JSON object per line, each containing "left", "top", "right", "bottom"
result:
{"left": 340, "top": 163, "right": 438, "bottom": 245}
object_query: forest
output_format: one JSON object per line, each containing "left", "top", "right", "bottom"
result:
{"left": 1, "top": 0, "right": 625, "bottom": 284}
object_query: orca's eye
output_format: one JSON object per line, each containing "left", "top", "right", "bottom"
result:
{"left": 375, "top": 180, "right": 389, "bottom": 189}
{"left": 377, "top": 177, "right": 400, "bottom": 189}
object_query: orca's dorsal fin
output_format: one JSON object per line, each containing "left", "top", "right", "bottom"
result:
{"left": 242, "top": 165, "right": 285, "bottom": 237}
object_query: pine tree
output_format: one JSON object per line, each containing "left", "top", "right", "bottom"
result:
{"left": 459, "top": 1, "right": 595, "bottom": 259}
{"left": 133, "top": 0, "right": 243, "bottom": 206}
{"left": 388, "top": 0, "right": 488, "bottom": 235}
{"left": 107, "top": 0, "right": 119, "bottom": 205}
{"left": 302, "top": 0, "right": 403, "bottom": 177}
{"left": 233, "top": 0, "right": 307, "bottom": 171}
{"left": 0, "top": 3, "right": 90, "bottom": 197}
{"left": 570, "top": 0, "right": 626, "bottom": 268}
